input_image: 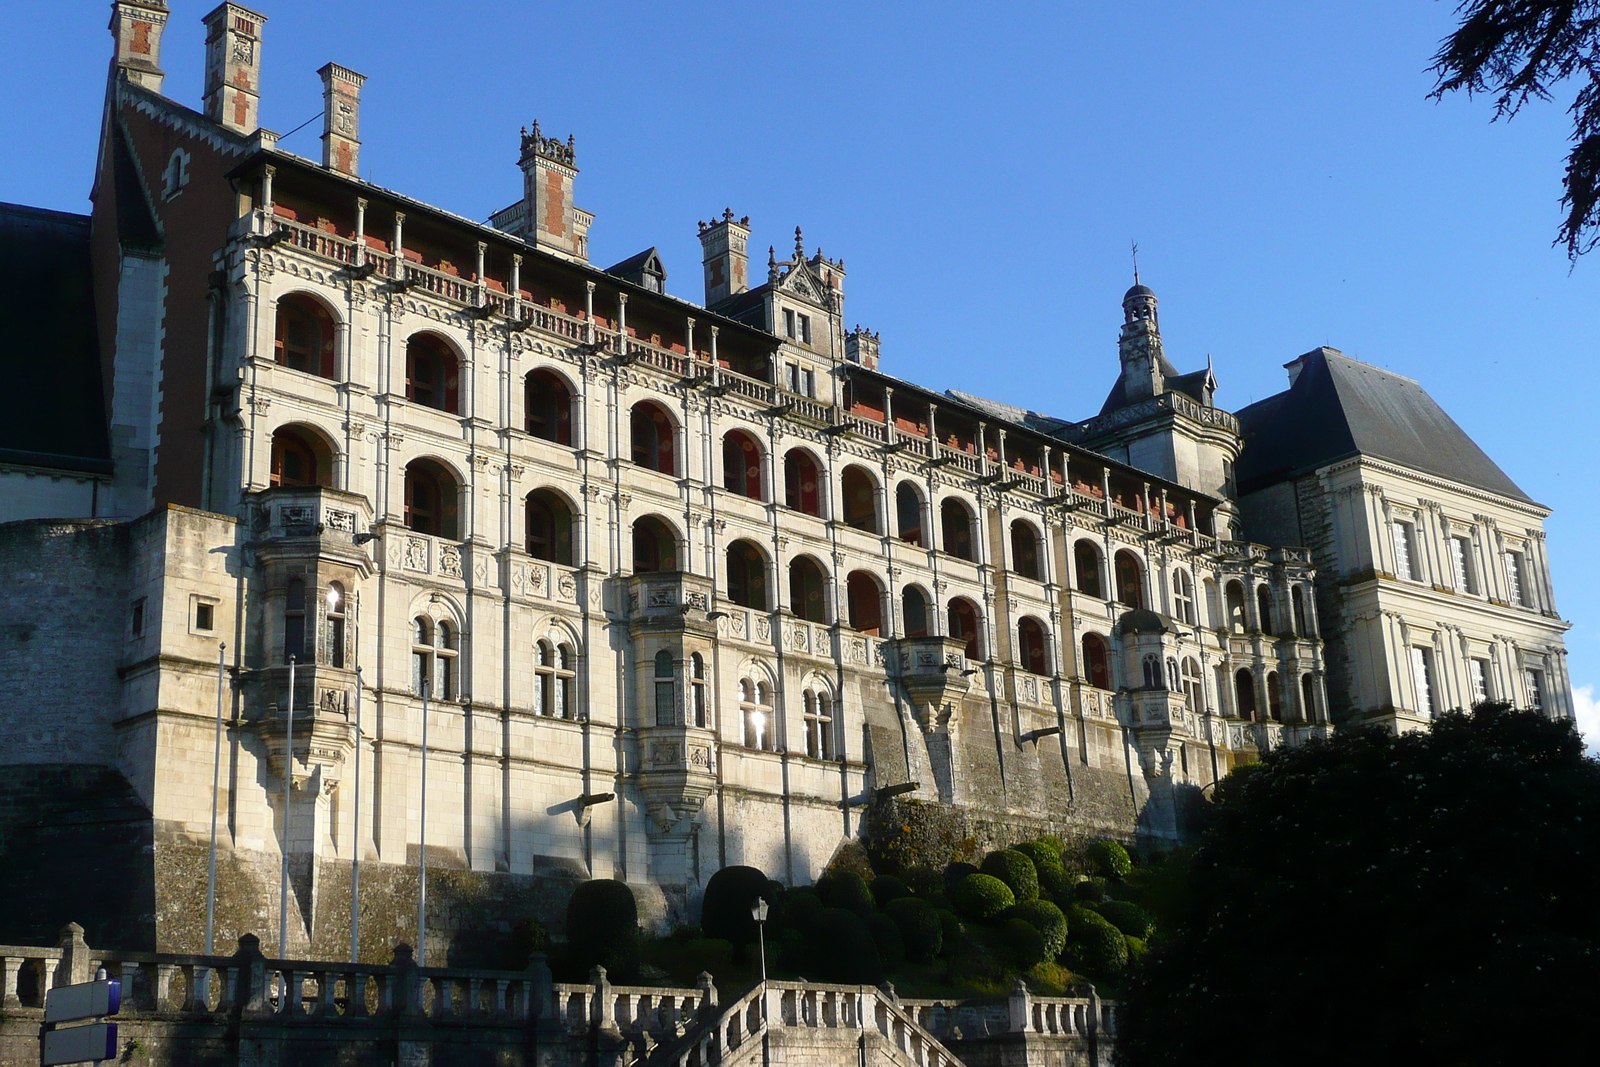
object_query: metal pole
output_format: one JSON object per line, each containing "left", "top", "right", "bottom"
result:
{"left": 279, "top": 655, "right": 296, "bottom": 959}
{"left": 205, "top": 642, "right": 226, "bottom": 957}
{"left": 350, "top": 665, "right": 363, "bottom": 963}
{"left": 417, "top": 670, "right": 430, "bottom": 965}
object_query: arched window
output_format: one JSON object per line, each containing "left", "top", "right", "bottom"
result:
{"left": 1300, "top": 672, "right": 1317, "bottom": 724}
{"left": 689, "top": 653, "right": 708, "bottom": 727}
{"left": 727, "top": 540, "right": 768, "bottom": 610}
{"left": 846, "top": 572, "right": 883, "bottom": 635}
{"left": 902, "top": 586, "right": 930, "bottom": 638}
{"left": 1081, "top": 633, "right": 1110, "bottom": 690}
{"left": 632, "top": 516, "right": 678, "bottom": 573}
{"left": 654, "top": 650, "right": 676, "bottom": 726}
{"left": 1167, "top": 657, "right": 1181, "bottom": 691}
{"left": 413, "top": 617, "right": 458, "bottom": 700}
{"left": 1257, "top": 586, "right": 1274, "bottom": 635}
{"left": 1010, "top": 520, "right": 1041, "bottom": 579}
{"left": 275, "top": 294, "right": 336, "bottom": 379}
{"left": 526, "top": 489, "right": 574, "bottom": 564}
{"left": 1075, "top": 541, "right": 1104, "bottom": 598}
{"left": 1017, "top": 617, "right": 1048, "bottom": 675}
{"left": 789, "top": 556, "right": 827, "bottom": 623}
{"left": 739, "top": 678, "right": 774, "bottom": 751}
{"left": 1234, "top": 667, "right": 1257, "bottom": 721}
{"left": 1181, "top": 657, "right": 1203, "bottom": 711}
{"left": 404, "top": 459, "right": 459, "bottom": 539}
{"left": 1292, "top": 586, "right": 1308, "bottom": 636}
{"left": 1173, "top": 569, "right": 1196, "bottom": 625}
{"left": 947, "top": 597, "right": 982, "bottom": 660}
{"left": 630, "top": 402, "right": 676, "bottom": 475}
{"left": 722, "top": 430, "right": 764, "bottom": 500}
{"left": 1142, "top": 654, "right": 1162, "bottom": 689}
{"left": 841, "top": 466, "right": 879, "bottom": 533}
{"left": 283, "top": 577, "right": 306, "bottom": 663}
{"left": 1267, "top": 670, "right": 1283, "bottom": 722}
{"left": 896, "top": 483, "right": 925, "bottom": 546}
{"left": 405, "top": 334, "right": 459, "bottom": 413}
{"left": 804, "top": 690, "right": 834, "bottom": 760}
{"left": 940, "top": 499, "right": 975, "bottom": 561}
{"left": 269, "top": 426, "right": 331, "bottom": 488}
{"left": 525, "top": 369, "right": 573, "bottom": 444}
{"left": 1225, "top": 581, "right": 1247, "bottom": 632}
{"left": 324, "top": 583, "right": 346, "bottom": 668}
{"left": 1114, "top": 550, "right": 1144, "bottom": 609}
{"left": 784, "top": 450, "right": 822, "bottom": 516}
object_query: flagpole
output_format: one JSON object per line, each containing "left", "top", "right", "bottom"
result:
{"left": 279, "top": 655, "right": 296, "bottom": 959}
{"left": 205, "top": 642, "right": 226, "bottom": 957}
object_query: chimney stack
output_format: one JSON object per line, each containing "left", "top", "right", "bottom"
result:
{"left": 515, "top": 122, "right": 591, "bottom": 260}
{"left": 318, "top": 63, "right": 366, "bottom": 176}
{"left": 697, "top": 209, "right": 750, "bottom": 308}
{"left": 109, "top": 1, "right": 170, "bottom": 93}
{"left": 202, "top": 3, "right": 266, "bottom": 135}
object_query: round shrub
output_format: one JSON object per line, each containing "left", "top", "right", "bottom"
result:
{"left": 1035, "top": 860, "right": 1074, "bottom": 906}
{"left": 886, "top": 896, "right": 944, "bottom": 962}
{"left": 1098, "top": 899, "right": 1154, "bottom": 940}
{"left": 805, "top": 908, "right": 882, "bottom": 983}
{"left": 871, "top": 875, "right": 911, "bottom": 907}
{"left": 867, "top": 912, "right": 905, "bottom": 967}
{"left": 925, "top": 891, "right": 953, "bottom": 912}
{"left": 952, "top": 872, "right": 1015, "bottom": 921}
{"left": 980, "top": 849, "right": 1039, "bottom": 903}
{"left": 1012, "top": 840, "right": 1059, "bottom": 872}
{"left": 700, "top": 865, "right": 772, "bottom": 947}
{"left": 1008, "top": 899, "right": 1068, "bottom": 958}
{"left": 1066, "top": 905, "right": 1128, "bottom": 976}
{"left": 999, "top": 917, "right": 1048, "bottom": 968}
{"left": 817, "top": 869, "right": 875, "bottom": 915}
{"left": 1085, "top": 840, "right": 1133, "bottom": 880}
{"left": 902, "top": 866, "right": 944, "bottom": 898}
{"left": 1037, "top": 834, "right": 1068, "bottom": 861}
{"left": 936, "top": 908, "right": 964, "bottom": 946}
{"left": 944, "top": 861, "right": 979, "bottom": 894}
{"left": 566, "top": 879, "right": 641, "bottom": 979}
{"left": 778, "top": 887, "right": 824, "bottom": 931}
{"left": 1124, "top": 935, "right": 1148, "bottom": 967}
{"left": 1072, "top": 876, "right": 1108, "bottom": 903}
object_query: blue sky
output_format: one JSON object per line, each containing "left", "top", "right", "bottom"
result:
{"left": 5, "top": 1, "right": 1597, "bottom": 744}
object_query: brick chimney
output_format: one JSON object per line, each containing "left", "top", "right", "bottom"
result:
{"left": 845, "top": 326, "right": 880, "bottom": 370}
{"left": 202, "top": 3, "right": 266, "bottom": 135}
{"left": 109, "top": 1, "right": 170, "bottom": 93}
{"left": 516, "top": 122, "right": 590, "bottom": 260}
{"left": 697, "top": 209, "right": 750, "bottom": 308}
{"left": 318, "top": 63, "right": 366, "bottom": 176}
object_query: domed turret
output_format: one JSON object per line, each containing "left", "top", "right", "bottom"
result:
{"left": 1123, "top": 280, "right": 1158, "bottom": 326}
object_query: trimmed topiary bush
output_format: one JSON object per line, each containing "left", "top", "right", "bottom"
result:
{"left": 1072, "top": 876, "right": 1108, "bottom": 903}
{"left": 777, "top": 886, "right": 824, "bottom": 931}
{"left": 999, "top": 916, "right": 1048, "bottom": 968}
{"left": 1035, "top": 860, "right": 1074, "bottom": 906}
{"left": 944, "top": 861, "right": 979, "bottom": 894}
{"left": 1124, "top": 935, "right": 1148, "bottom": 967}
{"left": 805, "top": 908, "right": 882, "bottom": 983}
{"left": 1008, "top": 899, "right": 1068, "bottom": 958}
{"left": 1012, "top": 840, "right": 1059, "bottom": 872}
{"left": 936, "top": 908, "right": 964, "bottom": 946}
{"left": 901, "top": 866, "right": 944, "bottom": 898}
{"left": 981, "top": 849, "right": 1040, "bottom": 903}
{"left": 566, "top": 879, "right": 641, "bottom": 979}
{"left": 1036, "top": 835, "right": 1068, "bottom": 862}
{"left": 871, "top": 875, "right": 911, "bottom": 907}
{"left": 886, "top": 896, "right": 944, "bottom": 962}
{"left": 867, "top": 912, "right": 905, "bottom": 967}
{"left": 952, "top": 872, "right": 1015, "bottom": 921}
{"left": 1085, "top": 840, "right": 1133, "bottom": 880}
{"left": 1066, "top": 905, "right": 1128, "bottom": 976}
{"left": 700, "top": 866, "right": 772, "bottom": 949}
{"left": 1098, "top": 899, "right": 1154, "bottom": 940}
{"left": 817, "top": 869, "right": 875, "bottom": 915}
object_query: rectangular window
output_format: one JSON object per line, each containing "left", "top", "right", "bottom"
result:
{"left": 655, "top": 680, "right": 676, "bottom": 726}
{"left": 783, "top": 309, "right": 796, "bottom": 339}
{"left": 1470, "top": 658, "right": 1490, "bottom": 705}
{"left": 802, "top": 368, "right": 816, "bottom": 398}
{"left": 1505, "top": 551, "right": 1526, "bottom": 606}
{"left": 798, "top": 314, "right": 812, "bottom": 344}
{"left": 131, "top": 597, "right": 146, "bottom": 639}
{"left": 195, "top": 603, "right": 215, "bottom": 631}
{"left": 1449, "top": 536, "right": 1474, "bottom": 593}
{"left": 1410, "top": 646, "right": 1436, "bottom": 717}
{"left": 1525, "top": 668, "right": 1546, "bottom": 713}
{"left": 1392, "top": 521, "right": 1416, "bottom": 580}
{"left": 786, "top": 362, "right": 800, "bottom": 393}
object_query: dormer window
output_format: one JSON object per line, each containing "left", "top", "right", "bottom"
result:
{"left": 162, "top": 149, "right": 190, "bottom": 200}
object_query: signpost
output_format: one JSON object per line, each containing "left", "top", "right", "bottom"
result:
{"left": 40, "top": 977, "right": 120, "bottom": 1066}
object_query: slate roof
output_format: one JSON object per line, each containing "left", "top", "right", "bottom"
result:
{"left": 0, "top": 203, "right": 111, "bottom": 476}
{"left": 1097, "top": 357, "right": 1212, "bottom": 414}
{"left": 1234, "top": 346, "right": 1533, "bottom": 504}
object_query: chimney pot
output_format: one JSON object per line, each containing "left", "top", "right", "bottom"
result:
{"left": 318, "top": 62, "right": 366, "bottom": 175}
{"left": 109, "top": 1, "right": 171, "bottom": 94}
{"left": 698, "top": 212, "right": 751, "bottom": 308}
{"left": 201, "top": 3, "right": 267, "bottom": 135}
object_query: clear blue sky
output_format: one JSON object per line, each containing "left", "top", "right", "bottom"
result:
{"left": 5, "top": 2, "right": 1597, "bottom": 740}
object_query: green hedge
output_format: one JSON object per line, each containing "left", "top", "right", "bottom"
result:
{"left": 1098, "top": 899, "right": 1154, "bottom": 939}
{"left": 952, "top": 872, "right": 1015, "bottom": 920}
{"left": 1008, "top": 899, "right": 1068, "bottom": 958}
{"left": 1072, "top": 876, "right": 1108, "bottom": 903}
{"left": 943, "top": 861, "right": 979, "bottom": 894}
{"left": 867, "top": 912, "right": 905, "bottom": 967}
{"left": 981, "top": 849, "right": 1040, "bottom": 903}
{"left": 806, "top": 908, "right": 882, "bottom": 983}
{"left": 700, "top": 866, "right": 772, "bottom": 947}
{"left": 567, "top": 879, "right": 641, "bottom": 979}
{"left": 871, "top": 875, "right": 911, "bottom": 906}
{"left": 901, "top": 866, "right": 944, "bottom": 898}
{"left": 999, "top": 917, "right": 1048, "bottom": 968}
{"left": 886, "top": 896, "right": 944, "bottom": 961}
{"left": 1035, "top": 860, "right": 1075, "bottom": 906}
{"left": 1085, "top": 840, "right": 1133, "bottom": 880}
{"left": 817, "top": 869, "right": 875, "bottom": 915}
{"left": 1012, "top": 840, "right": 1059, "bottom": 872}
{"left": 1066, "top": 904, "right": 1128, "bottom": 976}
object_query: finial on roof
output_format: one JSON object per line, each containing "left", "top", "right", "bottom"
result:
{"left": 723, "top": 207, "right": 734, "bottom": 222}
{"left": 1131, "top": 239, "right": 1140, "bottom": 286}
{"left": 768, "top": 245, "right": 779, "bottom": 283}
{"left": 794, "top": 227, "right": 805, "bottom": 261}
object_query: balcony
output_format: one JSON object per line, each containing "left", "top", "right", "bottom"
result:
{"left": 250, "top": 486, "right": 372, "bottom": 545}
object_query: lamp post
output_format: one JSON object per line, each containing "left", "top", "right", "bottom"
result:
{"left": 417, "top": 669, "right": 430, "bottom": 966}
{"left": 279, "top": 655, "right": 296, "bottom": 960}
{"left": 751, "top": 896, "right": 770, "bottom": 1065}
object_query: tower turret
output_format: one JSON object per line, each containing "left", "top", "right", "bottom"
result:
{"left": 1118, "top": 280, "right": 1165, "bottom": 403}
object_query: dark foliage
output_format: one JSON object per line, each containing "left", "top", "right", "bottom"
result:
{"left": 901, "top": 865, "right": 944, "bottom": 898}
{"left": 566, "top": 879, "right": 640, "bottom": 979}
{"left": 816, "top": 869, "right": 875, "bottom": 915}
{"left": 1011, "top": 840, "right": 1060, "bottom": 872}
{"left": 1097, "top": 900, "right": 1154, "bottom": 940}
{"left": 699, "top": 865, "right": 770, "bottom": 954}
{"left": 980, "top": 848, "right": 1040, "bottom": 902}
{"left": 1071, "top": 877, "right": 1107, "bottom": 904}
{"left": 871, "top": 874, "right": 911, "bottom": 906}
{"left": 999, "top": 916, "right": 1048, "bottom": 969}
{"left": 1116, "top": 705, "right": 1600, "bottom": 1067}
{"left": 1431, "top": 0, "right": 1600, "bottom": 256}
{"left": 867, "top": 911, "right": 905, "bottom": 967}
{"left": 805, "top": 907, "right": 882, "bottom": 983}
{"left": 886, "top": 896, "right": 945, "bottom": 961}
{"left": 1008, "top": 899, "right": 1069, "bottom": 957}
{"left": 951, "top": 872, "right": 1015, "bottom": 920}
{"left": 1085, "top": 840, "right": 1133, "bottom": 880}
{"left": 1065, "top": 904, "right": 1128, "bottom": 977}
{"left": 1035, "top": 860, "right": 1075, "bottom": 907}
{"left": 943, "top": 861, "right": 979, "bottom": 893}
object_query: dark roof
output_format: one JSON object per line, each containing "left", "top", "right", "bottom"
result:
{"left": 0, "top": 203, "right": 111, "bottom": 475}
{"left": 605, "top": 247, "right": 663, "bottom": 278}
{"left": 1235, "top": 347, "right": 1533, "bottom": 504}
{"left": 1097, "top": 351, "right": 1212, "bottom": 414}
{"left": 1115, "top": 609, "right": 1170, "bottom": 636}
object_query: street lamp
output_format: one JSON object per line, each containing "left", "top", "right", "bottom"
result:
{"left": 751, "top": 896, "right": 770, "bottom": 1040}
